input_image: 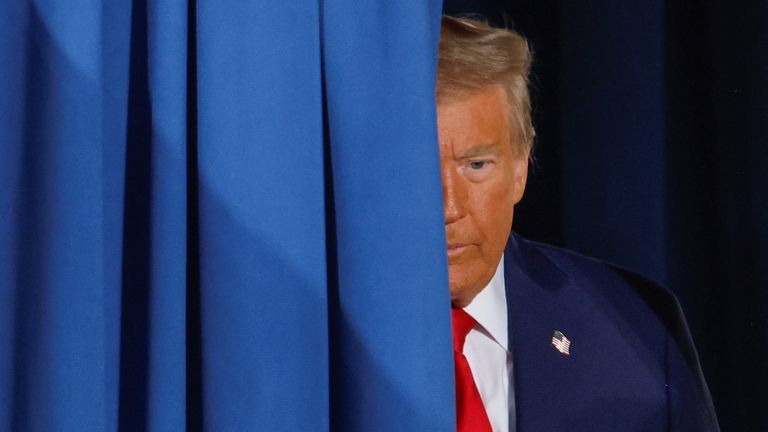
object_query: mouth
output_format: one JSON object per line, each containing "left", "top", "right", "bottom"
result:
{"left": 446, "top": 243, "right": 473, "bottom": 256}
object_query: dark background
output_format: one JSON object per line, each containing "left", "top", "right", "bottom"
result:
{"left": 443, "top": 1, "right": 768, "bottom": 431}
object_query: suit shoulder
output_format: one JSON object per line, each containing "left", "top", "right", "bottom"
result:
{"left": 517, "top": 236, "right": 686, "bottom": 326}
{"left": 516, "top": 236, "right": 708, "bottom": 372}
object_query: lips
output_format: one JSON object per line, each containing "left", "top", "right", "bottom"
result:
{"left": 446, "top": 243, "right": 476, "bottom": 259}
{"left": 447, "top": 243, "right": 471, "bottom": 250}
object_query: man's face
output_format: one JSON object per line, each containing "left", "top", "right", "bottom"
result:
{"left": 437, "top": 86, "right": 529, "bottom": 308}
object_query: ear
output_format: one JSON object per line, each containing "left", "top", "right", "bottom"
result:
{"left": 511, "top": 153, "right": 529, "bottom": 204}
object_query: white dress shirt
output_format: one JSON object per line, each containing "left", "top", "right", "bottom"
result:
{"left": 463, "top": 256, "right": 512, "bottom": 432}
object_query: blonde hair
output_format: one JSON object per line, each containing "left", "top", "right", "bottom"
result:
{"left": 438, "top": 15, "right": 535, "bottom": 156}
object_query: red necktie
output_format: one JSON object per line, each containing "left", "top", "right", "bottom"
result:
{"left": 451, "top": 308, "right": 493, "bottom": 432}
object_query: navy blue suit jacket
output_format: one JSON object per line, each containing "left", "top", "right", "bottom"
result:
{"left": 505, "top": 234, "right": 719, "bottom": 431}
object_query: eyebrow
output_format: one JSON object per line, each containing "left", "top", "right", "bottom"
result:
{"left": 455, "top": 143, "right": 498, "bottom": 159}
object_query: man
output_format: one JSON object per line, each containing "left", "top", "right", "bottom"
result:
{"left": 437, "top": 16, "right": 719, "bottom": 431}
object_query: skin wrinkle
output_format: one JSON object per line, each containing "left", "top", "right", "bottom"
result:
{"left": 438, "top": 86, "right": 529, "bottom": 308}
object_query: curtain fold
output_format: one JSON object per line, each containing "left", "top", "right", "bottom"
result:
{"left": 195, "top": 0, "right": 330, "bottom": 429}
{"left": 1, "top": 0, "right": 453, "bottom": 430}
{"left": 321, "top": 1, "right": 452, "bottom": 430}
{"left": 119, "top": 0, "right": 189, "bottom": 429}
{"left": 0, "top": 1, "right": 129, "bottom": 430}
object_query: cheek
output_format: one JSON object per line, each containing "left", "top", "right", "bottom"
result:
{"left": 470, "top": 180, "right": 516, "bottom": 245}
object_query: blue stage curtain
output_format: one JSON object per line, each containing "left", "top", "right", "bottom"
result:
{"left": 0, "top": 0, "right": 454, "bottom": 431}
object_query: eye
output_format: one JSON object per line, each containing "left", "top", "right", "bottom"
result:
{"left": 460, "top": 159, "right": 495, "bottom": 182}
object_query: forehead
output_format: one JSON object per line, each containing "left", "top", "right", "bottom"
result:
{"left": 437, "top": 86, "right": 510, "bottom": 148}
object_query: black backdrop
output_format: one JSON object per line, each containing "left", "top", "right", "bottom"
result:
{"left": 443, "top": 1, "right": 768, "bottom": 431}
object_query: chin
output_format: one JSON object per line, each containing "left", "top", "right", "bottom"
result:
{"left": 448, "top": 266, "right": 491, "bottom": 308}
{"left": 450, "top": 281, "right": 488, "bottom": 308}
{"left": 450, "top": 296, "right": 473, "bottom": 309}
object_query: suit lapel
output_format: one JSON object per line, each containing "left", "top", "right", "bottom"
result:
{"left": 504, "top": 234, "right": 578, "bottom": 431}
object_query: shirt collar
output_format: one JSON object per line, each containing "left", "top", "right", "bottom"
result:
{"left": 463, "top": 255, "right": 508, "bottom": 352}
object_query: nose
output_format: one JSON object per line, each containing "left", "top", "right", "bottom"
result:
{"left": 442, "top": 163, "right": 467, "bottom": 225}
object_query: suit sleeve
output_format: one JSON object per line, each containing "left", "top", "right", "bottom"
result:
{"left": 665, "top": 295, "right": 720, "bottom": 432}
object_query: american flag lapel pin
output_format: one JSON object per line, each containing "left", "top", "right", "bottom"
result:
{"left": 551, "top": 330, "right": 571, "bottom": 356}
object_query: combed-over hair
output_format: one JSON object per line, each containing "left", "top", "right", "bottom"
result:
{"left": 438, "top": 15, "right": 534, "bottom": 156}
